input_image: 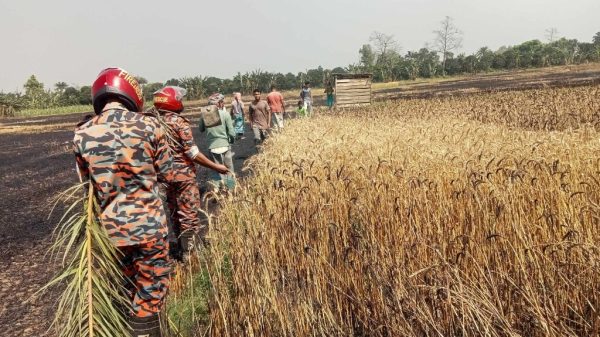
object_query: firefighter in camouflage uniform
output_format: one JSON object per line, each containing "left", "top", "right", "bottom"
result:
{"left": 73, "top": 68, "right": 174, "bottom": 337}
{"left": 152, "top": 86, "right": 228, "bottom": 260}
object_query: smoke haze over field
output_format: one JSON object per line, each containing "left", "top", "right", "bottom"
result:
{"left": 0, "top": 0, "right": 598, "bottom": 91}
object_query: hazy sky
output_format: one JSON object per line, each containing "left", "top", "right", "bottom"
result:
{"left": 0, "top": 0, "right": 598, "bottom": 92}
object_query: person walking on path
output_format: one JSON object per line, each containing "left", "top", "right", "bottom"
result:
{"left": 199, "top": 93, "right": 236, "bottom": 191}
{"left": 325, "top": 80, "right": 335, "bottom": 111}
{"left": 266, "top": 85, "right": 286, "bottom": 131}
{"left": 300, "top": 81, "right": 313, "bottom": 117}
{"left": 248, "top": 88, "right": 271, "bottom": 146}
{"left": 230, "top": 92, "right": 246, "bottom": 139}
{"left": 152, "top": 86, "right": 228, "bottom": 260}
{"left": 74, "top": 67, "right": 173, "bottom": 337}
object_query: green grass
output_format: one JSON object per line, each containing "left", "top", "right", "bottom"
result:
{"left": 167, "top": 266, "right": 211, "bottom": 337}
{"left": 15, "top": 104, "right": 93, "bottom": 117}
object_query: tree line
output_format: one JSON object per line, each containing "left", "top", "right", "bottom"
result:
{"left": 1, "top": 20, "right": 599, "bottom": 112}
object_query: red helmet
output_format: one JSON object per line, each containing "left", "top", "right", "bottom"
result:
{"left": 91, "top": 67, "right": 144, "bottom": 114}
{"left": 153, "top": 86, "right": 187, "bottom": 113}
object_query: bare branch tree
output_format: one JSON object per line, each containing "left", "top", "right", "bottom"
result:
{"left": 369, "top": 31, "right": 399, "bottom": 56}
{"left": 369, "top": 31, "right": 401, "bottom": 81}
{"left": 545, "top": 27, "right": 559, "bottom": 43}
{"left": 434, "top": 16, "right": 463, "bottom": 77}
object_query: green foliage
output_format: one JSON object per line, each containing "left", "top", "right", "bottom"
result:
{"left": 179, "top": 76, "right": 206, "bottom": 100}
{"left": 0, "top": 92, "right": 27, "bottom": 116}
{"left": 165, "top": 78, "right": 181, "bottom": 86}
{"left": 359, "top": 44, "right": 376, "bottom": 72}
{"left": 79, "top": 86, "right": 92, "bottom": 105}
{"left": 166, "top": 268, "right": 211, "bottom": 336}
{"left": 306, "top": 66, "right": 325, "bottom": 87}
{"left": 15, "top": 105, "right": 93, "bottom": 117}
{"left": 23, "top": 75, "right": 48, "bottom": 108}
{"left": 143, "top": 82, "right": 164, "bottom": 101}
{"left": 134, "top": 76, "right": 148, "bottom": 85}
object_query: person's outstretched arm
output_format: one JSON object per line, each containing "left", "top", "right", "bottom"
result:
{"left": 192, "top": 150, "right": 228, "bottom": 174}
{"left": 177, "top": 117, "right": 228, "bottom": 174}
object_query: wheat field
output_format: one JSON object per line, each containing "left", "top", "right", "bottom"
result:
{"left": 179, "top": 85, "right": 600, "bottom": 336}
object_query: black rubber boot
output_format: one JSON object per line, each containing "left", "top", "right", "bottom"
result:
{"left": 129, "top": 314, "right": 162, "bottom": 337}
{"left": 180, "top": 230, "right": 206, "bottom": 261}
{"left": 180, "top": 230, "right": 197, "bottom": 252}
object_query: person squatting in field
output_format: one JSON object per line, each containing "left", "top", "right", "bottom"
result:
{"left": 73, "top": 68, "right": 173, "bottom": 337}
{"left": 249, "top": 88, "right": 271, "bottom": 146}
{"left": 266, "top": 85, "right": 286, "bottom": 131}
{"left": 296, "top": 99, "right": 307, "bottom": 117}
{"left": 199, "top": 93, "right": 236, "bottom": 191}
{"left": 230, "top": 92, "right": 246, "bottom": 140}
{"left": 152, "top": 86, "right": 229, "bottom": 260}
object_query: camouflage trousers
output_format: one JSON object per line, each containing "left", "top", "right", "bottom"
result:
{"left": 120, "top": 237, "right": 171, "bottom": 318}
{"left": 166, "top": 179, "right": 202, "bottom": 236}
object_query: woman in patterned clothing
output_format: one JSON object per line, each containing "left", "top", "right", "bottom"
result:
{"left": 230, "top": 92, "right": 245, "bottom": 139}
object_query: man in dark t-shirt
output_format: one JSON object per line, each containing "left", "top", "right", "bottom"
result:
{"left": 248, "top": 88, "right": 271, "bottom": 145}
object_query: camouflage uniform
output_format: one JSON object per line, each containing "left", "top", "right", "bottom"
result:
{"left": 73, "top": 104, "right": 174, "bottom": 318}
{"left": 162, "top": 112, "right": 203, "bottom": 238}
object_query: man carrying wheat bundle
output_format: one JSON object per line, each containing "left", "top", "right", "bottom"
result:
{"left": 73, "top": 68, "right": 174, "bottom": 337}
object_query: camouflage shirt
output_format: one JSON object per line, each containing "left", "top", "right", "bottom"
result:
{"left": 162, "top": 112, "right": 199, "bottom": 181}
{"left": 73, "top": 105, "right": 175, "bottom": 247}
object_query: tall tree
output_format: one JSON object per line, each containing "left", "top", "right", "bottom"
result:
{"left": 593, "top": 32, "right": 600, "bottom": 46}
{"left": 358, "top": 44, "right": 376, "bottom": 73}
{"left": 143, "top": 82, "right": 164, "bottom": 101}
{"left": 369, "top": 31, "right": 401, "bottom": 81}
{"left": 165, "top": 78, "right": 181, "bottom": 86}
{"left": 434, "top": 16, "right": 463, "bottom": 77}
{"left": 24, "top": 75, "right": 47, "bottom": 108}
{"left": 134, "top": 76, "right": 148, "bottom": 85}
{"left": 79, "top": 86, "right": 92, "bottom": 105}
{"left": 54, "top": 81, "right": 68, "bottom": 93}
{"left": 306, "top": 66, "right": 325, "bottom": 87}
{"left": 24, "top": 75, "right": 44, "bottom": 96}
{"left": 475, "top": 47, "right": 495, "bottom": 73}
